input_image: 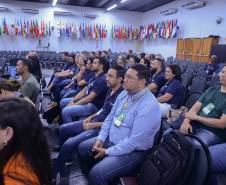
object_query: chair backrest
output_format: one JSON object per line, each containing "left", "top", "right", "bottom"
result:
{"left": 189, "top": 77, "right": 206, "bottom": 94}
{"left": 185, "top": 93, "right": 202, "bottom": 110}
{"left": 185, "top": 134, "right": 211, "bottom": 185}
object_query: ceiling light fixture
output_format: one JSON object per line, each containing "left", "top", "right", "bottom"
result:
{"left": 52, "top": 0, "right": 57, "bottom": 6}
{"left": 107, "top": 4, "right": 117, "bottom": 11}
{"left": 120, "top": 0, "right": 128, "bottom": 3}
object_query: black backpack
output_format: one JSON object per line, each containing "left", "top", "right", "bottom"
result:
{"left": 139, "top": 130, "right": 211, "bottom": 185}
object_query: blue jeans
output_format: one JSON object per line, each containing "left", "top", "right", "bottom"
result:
{"left": 193, "top": 127, "right": 224, "bottom": 146}
{"left": 60, "top": 98, "right": 73, "bottom": 109}
{"left": 61, "top": 103, "right": 98, "bottom": 123}
{"left": 78, "top": 137, "right": 147, "bottom": 185}
{"left": 207, "top": 143, "right": 226, "bottom": 185}
{"left": 53, "top": 120, "right": 100, "bottom": 178}
{"left": 61, "top": 89, "right": 79, "bottom": 99}
{"left": 209, "top": 143, "right": 226, "bottom": 173}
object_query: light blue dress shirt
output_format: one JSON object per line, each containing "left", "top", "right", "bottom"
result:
{"left": 97, "top": 87, "right": 161, "bottom": 156}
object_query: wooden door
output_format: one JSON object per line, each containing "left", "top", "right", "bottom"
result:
{"left": 192, "top": 38, "right": 203, "bottom": 62}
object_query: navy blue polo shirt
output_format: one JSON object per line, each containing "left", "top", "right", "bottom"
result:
{"left": 158, "top": 79, "right": 184, "bottom": 108}
{"left": 70, "top": 65, "right": 79, "bottom": 74}
{"left": 83, "top": 70, "right": 95, "bottom": 83}
{"left": 63, "top": 62, "right": 74, "bottom": 71}
{"left": 92, "top": 86, "right": 124, "bottom": 122}
{"left": 150, "top": 71, "right": 166, "bottom": 97}
{"left": 86, "top": 73, "right": 108, "bottom": 109}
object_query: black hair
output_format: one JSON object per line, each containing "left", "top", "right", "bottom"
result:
{"left": 155, "top": 57, "right": 165, "bottom": 71}
{"left": 96, "top": 57, "right": 110, "bottom": 73}
{"left": 130, "top": 64, "right": 150, "bottom": 85}
{"left": 130, "top": 55, "right": 140, "bottom": 64}
{"left": 63, "top": 52, "right": 69, "bottom": 57}
{"left": 142, "top": 58, "right": 151, "bottom": 68}
{"left": 0, "top": 98, "right": 51, "bottom": 185}
{"left": 150, "top": 54, "right": 156, "bottom": 60}
{"left": 140, "top": 52, "right": 145, "bottom": 59}
{"left": 167, "top": 64, "right": 182, "bottom": 81}
{"left": 110, "top": 65, "right": 126, "bottom": 79}
{"left": 18, "top": 58, "right": 33, "bottom": 73}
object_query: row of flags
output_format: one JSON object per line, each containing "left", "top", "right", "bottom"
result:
{"left": 111, "top": 19, "right": 179, "bottom": 40}
{"left": 0, "top": 18, "right": 52, "bottom": 37}
{"left": 0, "top": 18, "right": 179, "bottom": 40}
{"left": 56, "top": 22, "right": 107, "bottom": 40}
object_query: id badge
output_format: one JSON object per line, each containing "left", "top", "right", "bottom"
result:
{"left": 202, "top": 103, "right": 215, "bottom": 115}
{"left": 114, "top": 113, "right": 125, "bottom": 127}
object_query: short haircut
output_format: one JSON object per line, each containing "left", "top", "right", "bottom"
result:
{"left": 96, "top": 57, "right": 110, "bottom": 73}
{"left": 167, "top": 64, "right": 182, "bottom": 81}
{"left": 110, "top": 65, "right": 126, "bottom": 79}
{"left": 130, "top": 64, "right": 150, "bottom": 85}
{"left": 18, "top": 58, "right": 33, "bottom": 73}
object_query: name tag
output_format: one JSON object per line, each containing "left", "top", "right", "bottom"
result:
{"left": 113, "top": 113, "right": 125, "bottom": 127}
{"left": 202, "top": 103, "right": 215, "bottom": 115}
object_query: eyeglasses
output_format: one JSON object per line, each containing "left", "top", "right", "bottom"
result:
{"left": 124, "top": 74, "right": 139, "bottom": 81}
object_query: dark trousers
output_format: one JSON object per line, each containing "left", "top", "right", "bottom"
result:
{"left": 78, "top": 137, "right": 147, "bottom": 185}
{"left": 53, "top": 120, "right": 100, "bottom": 178}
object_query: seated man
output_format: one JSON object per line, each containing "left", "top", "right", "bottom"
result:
{"left": 26, "top": 51, "right": 42, "bottom": 82}
{"left": 60, "top": 57, "right": 110, "bottom": 123}
{"left": 52, "top": 66, "right": 125, "bottom": 179}
{"left": 78, "top": 64, "right": 161, "bottom": 185}
{"left": 148, "top": 57, "right": 166, "bottom": 97}
{"left": 16, "top": 58, "right": 40, "bottom": 103}
{"left": 180, "top": 64, "right": 226, "bottom": 146}
{"left": 60, "top": 59, "right": 95, "bottom": 99}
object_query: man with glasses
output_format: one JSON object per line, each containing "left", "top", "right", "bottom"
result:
{"left": 78, "top": 64, "right": 161, "bottom": 185}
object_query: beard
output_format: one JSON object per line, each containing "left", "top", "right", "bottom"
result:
{"left": 150, "top": 68, "right": 157, "bottom": 74}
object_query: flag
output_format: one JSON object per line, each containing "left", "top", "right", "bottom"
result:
{"left": 3, "top": 18, "right": 9, "bottom": 35}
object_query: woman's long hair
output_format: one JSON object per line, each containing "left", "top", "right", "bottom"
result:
{"left": 0, "top": 98, "right": 51, "bottom": 185}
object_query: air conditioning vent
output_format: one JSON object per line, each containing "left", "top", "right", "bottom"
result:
{"left": 82, "top": 13, "right": 98, "bottom": 19}
{"left": 53, "top": 11, "right": 74, "bottom": 16}
{"left": 160, "top": 8, "right": 178, "bottom": 15}
{"left": 182, "top": 1, "right": 207, "bottom": 9}
{"left": 21, "top": 8, "right": 39, "bottom": 14}
{"left": 0, "top": 7, "right": 9, "bottom": 11}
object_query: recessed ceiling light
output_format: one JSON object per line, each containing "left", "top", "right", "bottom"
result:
{"left": 107, "top": 4, "right": 118, "bottom": 11}
{"left": 120, "top": 0, "right": 128, "bottom": 3}
{"left": 52, "top": 0, "right": 57, "bottom": 6}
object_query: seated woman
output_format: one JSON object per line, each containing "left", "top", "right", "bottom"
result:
{"left": 207, "top": 143, "right": 226, "bottom": 185}
{"left": 157, "top": 64, "right": 184, "bottom": 117}
{"left": 0, "top": 98, "right": 51, "bottom": 185}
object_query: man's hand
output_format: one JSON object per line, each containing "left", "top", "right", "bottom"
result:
{"left": 64, "top": 84, "right": 71, "bottom": 89}
{"left": 180, "top": 119, "right": 193, "bottom": 134}
{"left": 94, "top": 147, "right": 106, "bottom": 159}
{"left": 83, "top": 117, "right": 92, "bottom": 124}
{"left": 83, "top": 122, "right": 94, "bottom": 130}
{"left": 185, "top": 111, "right": 198, "bottom": 121}
{"left": 92, "top": 140, "right": 104, "bottom": 152}
{"left": 67, "top": 100, "right": 76, "bottom": 107}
